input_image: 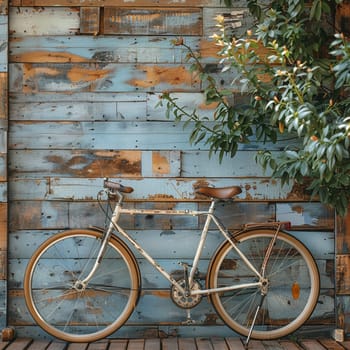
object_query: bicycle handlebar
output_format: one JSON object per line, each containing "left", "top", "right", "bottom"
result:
{"left": 103, "top": 178, "right": 134, "bottom": 193}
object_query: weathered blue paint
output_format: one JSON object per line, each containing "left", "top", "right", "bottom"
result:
{"left": 0, "top": 2, "right": 7, "bottom": 335}
{"left": 4, "top": 0, "right": 341, "bottom": 340}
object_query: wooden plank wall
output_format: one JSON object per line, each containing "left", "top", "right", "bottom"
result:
{"left": 0, "top": 0, "right": 7, "bottom": 332}
{"left": 335, "top": 0, "right": 350, "bottom": 340}
{"left": 4, "top": 0, "right": 341, "bottom": 340}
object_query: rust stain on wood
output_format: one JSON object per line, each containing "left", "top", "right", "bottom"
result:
{"left": 11, "top": 51, "right": 88, "bottom": 63}
{"left": 0, "top": 203, "right": 7, "bottom": 251}
{"left": 199, "top": 40, "right": 220, "bottom": 59}
{"left": 80, "top": 7, "right": 100, "bottom": 35}
{"left": 129, "top": 65, "right": 194, "bottom": 88}
{"left": 152, "top": 151, "right": 170, "bottom": 175}
{"left": 22, "top": 63, "right": 114, "bottom": 91}
{"left": 10, "top": 0, "right": 212, "bottom": 7}
{"left": 67, "top": 66, "right": 113, "bottom": 84}
{"left": 0, "top": 0, "right": 7, "bottom": 14}
{"left": 286, "top": 182, "right": 311, "bottom": 200}
{"left": 46, "top": 150, "right": 142, "bottom": 177}
{"left": 0, "top": 245, "right": 6, "bottom": 282}
{"left": 147, "top": 194, "right": 175, "bottom": 200}
{"left": 336, "top": 209, "right": 350, "bottom": 254}
{"left": 0, "top": 73, "right": 8, "bottom": 119}
{"left": 336, "top": 255, "right": 350, "bottom": 294}
{"left": 8, "top": 289, "right": 24, "bottom": 297}
{"left": 24, "top": 64, "right": 60, "bottom": 79}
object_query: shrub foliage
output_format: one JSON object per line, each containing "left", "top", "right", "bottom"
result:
{"left": 160, "top": 0, "right": 350, "bottom": 215}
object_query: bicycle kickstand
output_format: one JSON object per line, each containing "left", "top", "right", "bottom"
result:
{"left": 244, "top": 293, "right": 266, "bottom": 349}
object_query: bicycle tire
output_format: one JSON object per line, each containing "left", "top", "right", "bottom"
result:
{"left": 208, "top": 227, "right": 320, "bottom": 340}
{"left": 24, "top": 229, "right": 141, "bottom": 343}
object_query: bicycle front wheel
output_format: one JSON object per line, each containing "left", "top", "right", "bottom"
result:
{"left": 24, "top": 229, "right": 140, "bottom": 343}
{"left": 208, "top": 228, "right": 320, "bottom": 340}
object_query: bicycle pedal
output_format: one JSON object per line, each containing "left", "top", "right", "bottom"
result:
{"left": 182, "top": 318, "right": 196, "bottom": 325}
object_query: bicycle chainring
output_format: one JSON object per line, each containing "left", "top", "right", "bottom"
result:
{"left": 170, "top": 279, "right": 202, "bottom": 309}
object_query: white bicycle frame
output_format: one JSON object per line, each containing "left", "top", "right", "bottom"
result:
{"left": 82, "top": 190, "right": 265, "bottom": 297}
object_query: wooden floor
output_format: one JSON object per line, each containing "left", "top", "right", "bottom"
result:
{"left": 0, "top": 338, "right": 350, "bottom": 350}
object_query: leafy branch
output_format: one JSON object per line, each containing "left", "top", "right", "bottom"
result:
{"left": 159, "top": 0, "right": 350, "bottom": 215}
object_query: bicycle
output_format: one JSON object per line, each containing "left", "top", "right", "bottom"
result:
{"left": 24, "top": 178, "right": 320, "bottom": 347}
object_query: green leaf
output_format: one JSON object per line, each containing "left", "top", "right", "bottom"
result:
{"left": 335, "top": 143, "right": 344, "bottom": 161}
{"left": 319, "top": 163, "right": 327, "bottom": 179}
{"left": 285, "top": 150, "right": 299, "bottom": 159}
{"left": 317, "top": 144, "right": 326, "bottom": 159}
{"left": 301, "top": 161, "right": 309, "bottom": 176}
{"left": 310, "top": 0, "right": 322, "bottom": 21}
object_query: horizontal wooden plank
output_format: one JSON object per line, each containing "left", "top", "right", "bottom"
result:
{"left": 9, "top": 150, "right": 143, "bottom": 177}
{"left": 0, "top": 133, "right": 7, "bottom": 155}
{"left": 9, "top": 62, "right": 201, "bottom": 93}
{"left": 9, "top": 200, "right": 69, "bottom": 229}
{"left": 9, "top": 150, "right": 181, "bottom": 178}
{"left": 276, "top": 203, "right": 334, "bottom": 231}
{"left": 203, "top": 7, "right": 253, "bottom": 38}
{"left": 10, "top": 36, "right": 205, "bottom": 64}
{"left": 182, "top": 150, "right": 271, "bottom": 177}
{"left": 10, "top": 91, "right": 149, "bottom": 102}
{"left": 8, "top": 120, "right": 301, "bottom": 151}
{"left": 8, "top": 149, "right": 275, "bottom": 178}
{"left": 9, "top": 7, "right": 79, "bottom": 36}
{"left": 8, "top": 177, "right": 296, "bottom": 201}
{"left": 0, "top": 73, "right": 8, "bottom": 119}
{"left": 0, "top": 250, "right": 6, "bottom": 279}
{"left": 10, "top": 100, "right": 122, "bottom": 121}
{"left": 103, "top": 7, "right": 202, "bottom": 36}
{"left": 0, "top": 15, "right": 7, "bottom": 71}
{"left": 8, "top": 197, "right": 275, "bottom": 229}
{"left": 0, "top": 153, "right": 7, "bottom": 180}
{"left": 8, "top": 121, "right": 205, "bottom": 150}
{"left": 9, "top": 92, "right": 217, "bottom": 121}
{"left": 9, "top": 0, "right": 247, "bottom": 8}
{"left": 0, "top": 203, "right": 7, "bottom": 250}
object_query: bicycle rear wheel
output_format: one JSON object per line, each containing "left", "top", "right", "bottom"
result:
{"left": 208, "top": 228, "right": 320, "bottom": 340}
{"left": 24, "top": 229, "right": 140, "bottom": 343}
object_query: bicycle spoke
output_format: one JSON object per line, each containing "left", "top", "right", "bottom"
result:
{"left": 209, "top": 228, "right": 319, "bottom": 340}
{"left": 24, "top": 229, "right": 140, "bottom": 342}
